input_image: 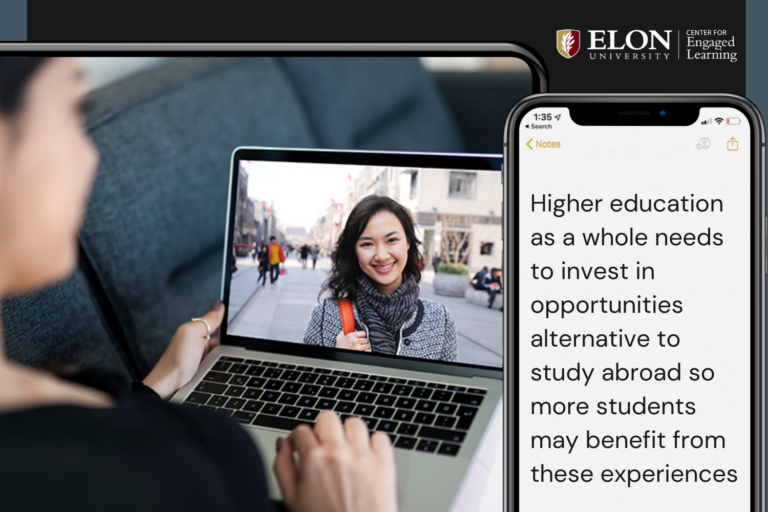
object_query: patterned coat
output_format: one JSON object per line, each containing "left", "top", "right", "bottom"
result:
{"left": 302, "top": 298, "right": 458, "bottom": 362}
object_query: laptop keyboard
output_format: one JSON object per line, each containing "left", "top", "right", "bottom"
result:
{"left": 181, "top": 356, "right": 487, "bottom": 457}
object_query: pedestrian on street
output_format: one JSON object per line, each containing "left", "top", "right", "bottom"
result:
{"left": 300, "top": 244, "right": 310, "bottom": 269}
{"left": 471, "top": 266, "right": 490, "bottom": 291}
{"left": 257, "top": 245, "right": 269, "bottom": 287}
{"left": 431, "top": 252, "right": 442, "bottom": 273}
{"left": 268, "top": 236, "right": 285, "bottom": 288}
{"left": 250, "top": 242, "right": 258, "bottom": 263}
{"left": 311, "top": 244, "right": 321, "bottom": 269}
{"left": 303, "top": 195, "right": 457, "bottom": 362}
{"left": 487, "top": 268, "right": 502, "bottom": 309}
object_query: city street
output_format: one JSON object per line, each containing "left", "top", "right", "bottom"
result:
{"left": 229, "top": 254, "right": 332, "bottom": 343}
{"left": 227, "top": 255, "right": 502, "bottom": 367}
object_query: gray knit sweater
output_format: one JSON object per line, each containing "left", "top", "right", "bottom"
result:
{"left": 302, "top": 298, "right": 458, "bottom": 362}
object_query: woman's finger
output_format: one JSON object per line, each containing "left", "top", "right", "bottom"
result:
{"left": 313, "top": 410, "right": 346, "bottom": 446}
{"left": 199, "top": 301, "right": 226, "bottom": 336}
{"left": 371, "top": 431, "right": 395, "bottom": 456}
{"left": 289, "top": 424, "right": 320, "bottom": 457}
{"left": 206, "top": 335, "right": 220, "bottom": 351}
{"left": 273, "top": 437, "right": 299, "bottom": 506}
{"left": 343, "top": 416, "right": 371, "bottom": 451}
{"left": 202, "top": 335, "right": 221, "bottom": 360}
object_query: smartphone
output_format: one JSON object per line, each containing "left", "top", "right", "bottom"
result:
{"left": 503, "top": 95, "right": 765, "bottom": 511}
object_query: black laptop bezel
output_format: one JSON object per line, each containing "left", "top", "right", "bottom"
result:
{"left": 221, "top": 148, "right": 503, "bottom": 380}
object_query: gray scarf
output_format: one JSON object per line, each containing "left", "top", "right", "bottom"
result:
{"left": 355, "top": 273, "right": 420, "bottom": 355}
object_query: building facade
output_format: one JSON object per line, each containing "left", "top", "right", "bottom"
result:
{"left": 235, "top": 162, "right": 285, "bottom": 248}
{"left": 335, "top": 166, "right": 502, "bottom": 274}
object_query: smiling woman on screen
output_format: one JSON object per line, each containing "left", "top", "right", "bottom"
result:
{"left": 303, "top": 195, "right": 458, "bottom": 362}
{"left": 0, "top": 57, "right": 397, "bottom": 512}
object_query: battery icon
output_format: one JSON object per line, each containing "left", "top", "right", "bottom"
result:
{"left": 726, "top": 117, "right": 741, "bottom": 125}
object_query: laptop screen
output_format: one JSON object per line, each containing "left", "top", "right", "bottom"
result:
{"left": 226, "top": 157, "right": 502, "bottom": 369}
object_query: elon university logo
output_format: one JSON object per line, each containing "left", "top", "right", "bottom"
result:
{"left": 557, "top": 29, "right": 580, "bottom": 58}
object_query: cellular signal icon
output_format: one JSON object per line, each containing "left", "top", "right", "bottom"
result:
{"left": 701, "top": 118, "right": 712, "bottom": 125}
{"left": 715, "top": 118, "right": 724, "bottom": 125}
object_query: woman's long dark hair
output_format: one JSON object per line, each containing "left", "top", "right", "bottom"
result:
{"left": 0, "top": 57, "right": 49, "bottom": 115}
{"left": 320, "top": 195, "right": 422, "bottom": 302}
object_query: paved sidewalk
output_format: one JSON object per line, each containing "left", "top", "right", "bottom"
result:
{"left": 226, "top": 257, "right": 260, "bottom": 323}
{"left": 229, "top": 256, "right": 332, "bottom": 342}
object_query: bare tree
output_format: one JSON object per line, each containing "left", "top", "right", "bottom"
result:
{"left": 439, "top": 213, "right": 473, "bottom": 265}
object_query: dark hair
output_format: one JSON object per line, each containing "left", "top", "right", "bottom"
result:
{"left": 320, "top": 195, "right": 422, "bottom": 301}
{"left": 270, "top": 236, "right": 276, "bottom": 241}
{"left": 0, "top": 57, "right": 49, "bottom": 116}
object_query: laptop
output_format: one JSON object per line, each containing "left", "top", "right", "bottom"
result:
{"left": 171, "top": 147, "right": 504, "bottom": 512}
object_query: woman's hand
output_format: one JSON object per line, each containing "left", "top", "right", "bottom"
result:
{"left": 335, "top": 331, "right": 371, "bottom": 352}
{"left": 274, "top": 411, "right": 398, "bottom": 512}
{"left": 143, "top": 300, "right": 226, "bottom": 400}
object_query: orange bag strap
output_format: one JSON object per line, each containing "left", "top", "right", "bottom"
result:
{"left": 338, "top": 299, "right": 355, "bottom": 335}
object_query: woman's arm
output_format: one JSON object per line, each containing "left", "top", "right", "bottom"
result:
{"left": 440, "top": 306, "right": 458, "bottom": 362}
{"left": 143, "top": 300, "right": 226, "bottom": 400}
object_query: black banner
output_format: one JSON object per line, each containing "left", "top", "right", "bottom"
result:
{"left": 27, "top": 0, "right": 746, "bottom": 95}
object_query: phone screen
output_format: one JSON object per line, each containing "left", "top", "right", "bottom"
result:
{"left": 513, "top": 103, "right": 758, "bottom": 510}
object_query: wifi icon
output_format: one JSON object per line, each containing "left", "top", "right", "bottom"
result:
{"left": 715, "top": 118, "right": 724, "bottom": 125}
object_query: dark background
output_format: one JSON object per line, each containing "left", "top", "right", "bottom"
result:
{"left": 746, "top": 0, "right": 766, "bottom": 121}
{"left": 24, "top": 1, "right": 748, "bottom": 96}
{"left": 18, "top": 0, "right": 765, "bottom": 116}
